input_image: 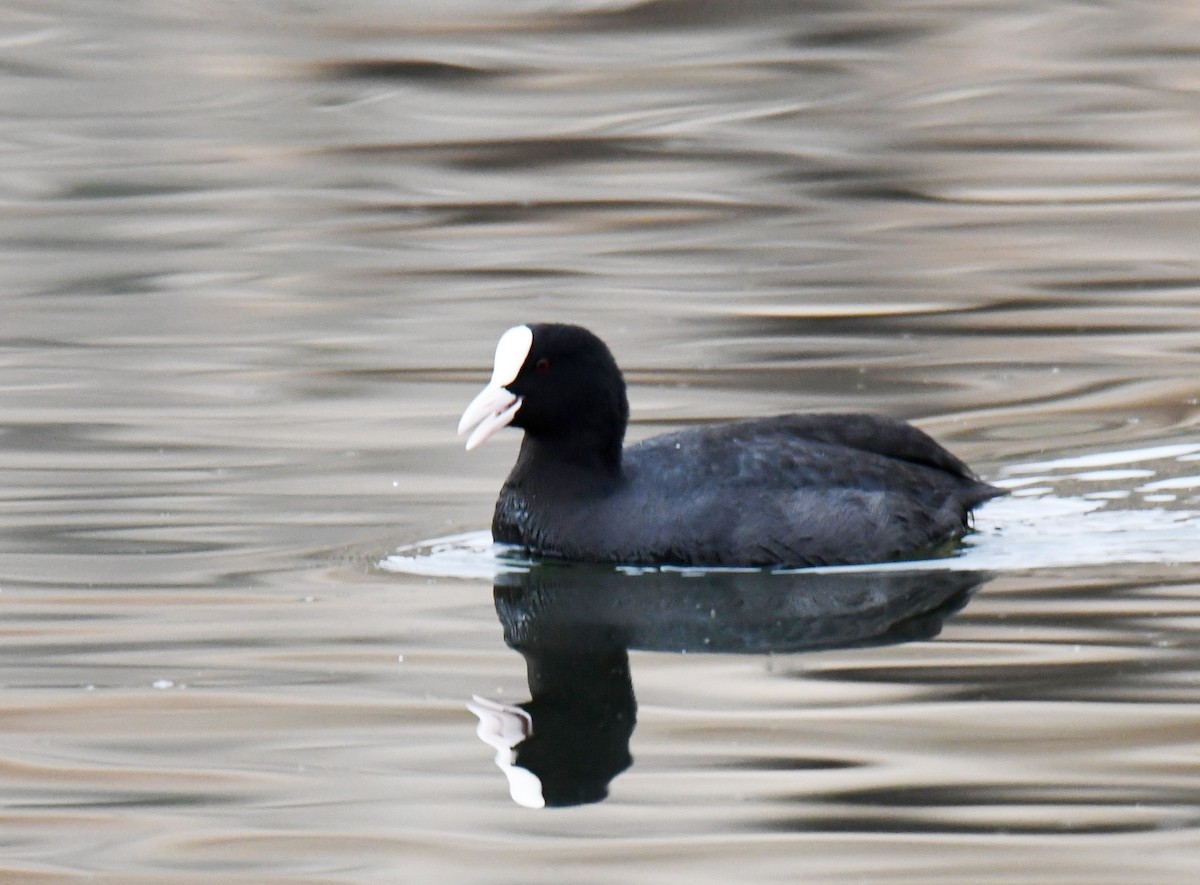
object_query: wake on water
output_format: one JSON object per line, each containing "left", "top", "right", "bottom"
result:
{"left": 381, "top": 443, "right": 1200, "bottom": 580}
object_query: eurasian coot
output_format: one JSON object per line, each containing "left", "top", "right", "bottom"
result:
{"left": 458, "top": 323, "right": 1003, "bottom": 568}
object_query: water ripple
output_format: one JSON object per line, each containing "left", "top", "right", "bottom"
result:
{"left": 382, "top": 441, "right": 1200, "bottom": 580}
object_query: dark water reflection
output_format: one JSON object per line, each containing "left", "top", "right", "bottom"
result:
{"left": 476, "top": 565, "right": 988, "bottom": 807}
{"left": 5, "top": 0, "right": 1200, "bottom": 881}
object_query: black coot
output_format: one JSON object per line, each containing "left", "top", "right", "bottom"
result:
{"left": 458, "top": 323, "right": 1003, "bottom": 568}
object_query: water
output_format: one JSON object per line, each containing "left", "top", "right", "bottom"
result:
{"left": 4, "top": 1, "right": 1200, "bottom": 881}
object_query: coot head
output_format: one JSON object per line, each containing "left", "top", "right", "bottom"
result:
{"left": 458, "top": 323, "right": 630, "bottom": 468}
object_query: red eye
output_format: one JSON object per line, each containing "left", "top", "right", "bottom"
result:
{"left": 535, "top": 358, "right": 550, "bottom": 374}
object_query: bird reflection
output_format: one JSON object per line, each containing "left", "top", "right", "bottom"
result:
{"left": 470, "top": 563, "right": 991, "bottom": 808}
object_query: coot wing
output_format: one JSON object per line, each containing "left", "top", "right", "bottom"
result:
{"left": 734, "top": 412, "right": 978, "bottom": 478}
{"left": 608, "top": 414, "right": 1001, "bottom": 566}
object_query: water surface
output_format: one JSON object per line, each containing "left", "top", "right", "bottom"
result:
{"left": 3, "top": 1, "right": 1200, "bottom": 881}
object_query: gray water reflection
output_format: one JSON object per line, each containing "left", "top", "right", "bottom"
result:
{"left": 5, "top": 0, "right": 1200, "bottom": 881}
{"left": 475, "top": 564, "right": 988, "bottom": 807}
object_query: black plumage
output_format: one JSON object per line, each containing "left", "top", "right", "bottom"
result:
{"left": 460, "top": 323, "right": 1003, "bottom": 568}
